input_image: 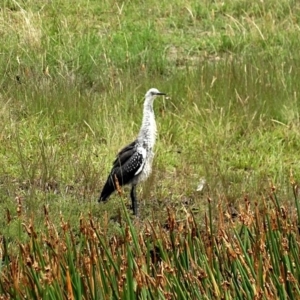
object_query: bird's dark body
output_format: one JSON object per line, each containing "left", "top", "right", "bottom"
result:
{"left": 99, "top": 140, "right": 144, "bottom": 202}
{"left": 98, "top": 88, "right": 165, "bottom": 216}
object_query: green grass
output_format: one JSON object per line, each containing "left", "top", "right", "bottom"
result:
{"left": 1, "top": 0, "right": 300, "bottom": 296}
{"left": 0, "top": 0, "right": 299, "bottom": 217}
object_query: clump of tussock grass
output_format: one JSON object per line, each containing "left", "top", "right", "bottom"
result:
{"left": 1, "top": 183, "right": 300, "bottom": 299}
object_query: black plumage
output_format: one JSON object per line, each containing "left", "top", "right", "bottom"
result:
{"left": 98, "top": 140, "right": 145, "bottom": 203}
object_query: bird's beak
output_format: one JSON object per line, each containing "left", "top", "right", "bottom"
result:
{"left": 156, "top": 92, "right": 166, "bottom": 96}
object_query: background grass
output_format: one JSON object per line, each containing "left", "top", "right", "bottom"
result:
{"left": 1, "top": 0, "right": 300, "bottom": 238}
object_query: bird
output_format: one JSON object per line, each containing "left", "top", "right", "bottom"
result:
{"left": 98, "top": 88, "right": 166, "bottom": 216}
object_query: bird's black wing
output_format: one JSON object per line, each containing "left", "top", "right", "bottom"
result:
{"left": 99, "top": 141, "right": 145, "bottom": 202}
{"left": 112, "top": 140, "right": 137, "bottom": 168}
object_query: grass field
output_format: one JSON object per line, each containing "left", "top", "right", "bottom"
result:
{"left": 1, "top": 0, "right": 300, "bottom": 298}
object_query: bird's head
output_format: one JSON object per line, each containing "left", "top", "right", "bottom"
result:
{"left": 145, "top": 88, "right": 166, "bottom": 100}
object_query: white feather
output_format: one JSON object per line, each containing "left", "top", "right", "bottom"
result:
{"left": 134, "top": 147, "right": 147, "bottom": 175}
{"left": 131, "top": 88, "right": 164, "bottom": 184}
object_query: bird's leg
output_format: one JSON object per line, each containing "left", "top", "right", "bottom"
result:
{"left": 130, "top": 185, "right": 138, "bottom": 216}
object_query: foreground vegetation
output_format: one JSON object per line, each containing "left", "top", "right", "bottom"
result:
{"left": 1, "top": 0, "right": 300, "bottom": 298}
{"left": 1, "top": 185, "right": 300, "bottom": 299}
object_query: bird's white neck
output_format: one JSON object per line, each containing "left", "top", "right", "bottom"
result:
{"left": 138, "top": 101, "right": 157, "bottom": 149}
